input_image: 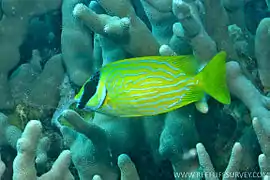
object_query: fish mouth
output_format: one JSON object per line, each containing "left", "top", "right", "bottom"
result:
{"left": 76, "top": 103, "right": 95, "bottom": 112}
{"left": 68, "top": 99, "right": 81, "bottom": 110}
{"left": 75, "top": 99, "right": 96, "bottom": 112}
{"left": 76, "top": 102, "right": 84, "bottom": 109}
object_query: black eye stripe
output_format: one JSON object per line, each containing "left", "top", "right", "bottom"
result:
{"left": 77, "top": 71, "right": 101, "bottom": 109}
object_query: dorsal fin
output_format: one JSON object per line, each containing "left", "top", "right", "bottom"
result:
{"left": 161, "top": 55, "right": 199, "bottom": 75}
{"left": 106, "top": 55, "right": 200, "bottom": 76}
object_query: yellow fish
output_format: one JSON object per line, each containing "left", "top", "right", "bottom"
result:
{"left": 74, "top": 51, "right": 231, "bottom": 117}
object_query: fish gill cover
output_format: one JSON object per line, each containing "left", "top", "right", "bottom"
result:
{"left": 0, "top": 0, "right": 270, "bottom": 179}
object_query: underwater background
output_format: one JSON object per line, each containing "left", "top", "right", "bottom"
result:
{"left": 1, "top": 0, "right": 270, "bottom": 179}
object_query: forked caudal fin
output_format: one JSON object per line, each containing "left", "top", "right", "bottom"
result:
{"left": 196, "top": 51, "right": 231, "bottom": 105}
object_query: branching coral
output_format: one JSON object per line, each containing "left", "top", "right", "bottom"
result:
{"left": 255, "top": 17, "right": 270, "bottom": 93}
{"left": 61, "top": 0, "right": 94, "bottom": 86}
{"left": 0, "top": 118, "right": 139, "bottom": 180}
{"left": 226, "top": 61, "right": 270, "bottom": 135}
{"left": 253, "top": 117, "right": 270, "bottom": 179}
{"left": 0, "top": 0, "right": 61, "bottom": 110}
{"left": 0, "top": 112, "right": 52, "bottom": 174}
{"left": 196, "top": 142, "right": 243, "bottom": 180}
{"left": 9, "top": 52, "right": 65, "bottom": 120}
{"left": 0, "top": 112, "right": 22, "bottom": 149}
{"left": 55, "top": 0, "right": 270, "bottom": 179}
{"left": 117, "top": 154, "right": 140, "bottom": 180}
{"left": 1, "top": 0, "right": 270, "bottom": 179}
{"left": 72, "top": 2, "right": 160, "bottom": 57}
{"left": 172, "top": 0, "right": 217, "bottom": 64}
{"left": 12, "top": 120, "right": 74, "bottom": 180}
{"left": 58, "top": 109, "right": 142, "bottom": 179}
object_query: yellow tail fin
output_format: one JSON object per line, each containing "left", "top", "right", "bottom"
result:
{"left": 196, "top": 51, "right": 231, "bottom": 104}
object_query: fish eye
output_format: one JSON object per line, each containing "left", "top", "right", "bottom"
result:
{"left": 77, "top": 71, "right": 100, "bottom": 109}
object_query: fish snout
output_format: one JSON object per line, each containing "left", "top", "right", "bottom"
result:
{"left": 76, "top": 102, "right": 85, "bottom": 109}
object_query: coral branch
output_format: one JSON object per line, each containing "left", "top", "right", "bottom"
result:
{"left": 61, "top": 0, "right": 93, "bottom": 86}
{"left": 13, "top": 120, "right": 74, "bottom": 180}
{"left": 60, "top": 126, "right": 118, "bottom": 180}
{"left": 0, "top": 112, "right": 22, "bottom": 149}
{"left": 253, "top": 117, "right": 270, "bottom": 178}
{"left": 255, "top": 18, "right": 270, "bottom": 93}
{"left": 226, "top": 61, "right": 270, "bottom": 135}
{"left": 118, "top": 154, "right": 140, "bottom": 180}
{"left": 172, "top": 0, "right": 217, "bottom": 65}
{"left": 196, "top": 142, "right": 242, "bottom": 180}
{"left": 73, "top": 3, "right": 160, "bottom": 56}
{"left": 203, "top": 0, "right": 238, "bottom": 59}
{"left": 61, "top": 109, "right": 109, "bottom": 151}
